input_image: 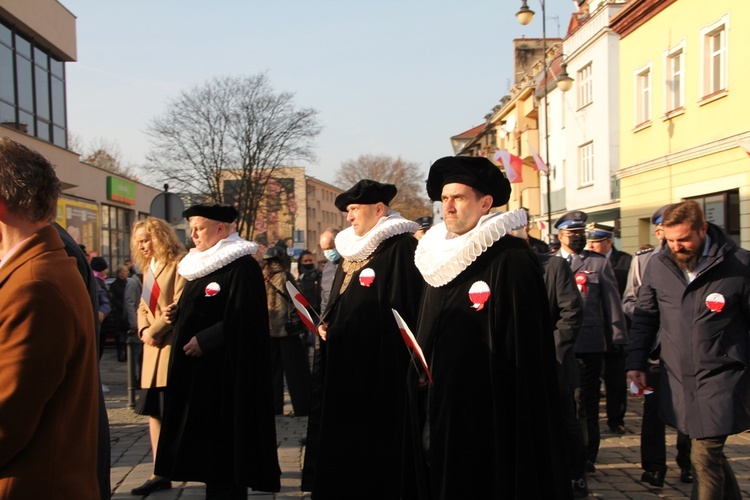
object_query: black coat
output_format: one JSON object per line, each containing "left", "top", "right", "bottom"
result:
{"left": 538, "top": 253, "right": 585, "bottom": 394}
{"left": 402, "top": 236, "right": 571, "bottom": 499}
{"left": 627, "top": 224, "right": 750, "bottom": 439}
{"left": 302, "top": 233, "right": 422, "bottom": 498}
{"left": 155, "top": 255, "right": 280, "bottom": 491}
{"left": 608, "top": 247, "right": 633, "bottom": 298}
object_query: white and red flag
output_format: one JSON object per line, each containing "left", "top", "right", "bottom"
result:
{"left": 737, "top": 139, "right": 750, "bottom": 157}
{"left": 494, "top": 149, "right": 524, "bottom": 183}
{"left": 285, "top": 281, "right": 318, "bottom": 334}
{"left": 392, "top": 309, "right": 433, "bottom": 385}
{"left": 141, "top": 267, "right": 161, "bottom": 315}
{"left": 528, "top": 141, "right": 549, "bottom": 174}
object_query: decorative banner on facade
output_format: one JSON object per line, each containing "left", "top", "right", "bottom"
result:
{"left": 107, "top": 176, "right": 136, "bottom": 205}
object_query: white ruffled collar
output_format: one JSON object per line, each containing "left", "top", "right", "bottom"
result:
{"left": 335, "top": 212, "right": 419, "bottom": 262}
{"left": 415, "top": 209, "right": 527, "bottom": 287}
{"left": 178, "top": 233, "right": 258, "bottom": 281}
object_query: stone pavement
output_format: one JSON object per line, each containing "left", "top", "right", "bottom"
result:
{"left": 101, "top": 348, "right": 750, "bottom": 499}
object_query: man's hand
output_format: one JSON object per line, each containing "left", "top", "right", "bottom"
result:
{"left": 318, "top": 323, "right": 327, "bottom": 341}
{"left": 164, "top": 302, "right": 179, "bottom": 325}
{"left": 627, "top": 370, "right": 647, "bottom": 389}
{"left": 184, "top": 336, "right": 203, "bottom": 357}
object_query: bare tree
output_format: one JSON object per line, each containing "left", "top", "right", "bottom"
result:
{"left": 146, "top": 74, "right": 321, "bottom": 238}
{"left": 335, "top": 155, "right": 431, "bottom": 221}
{"left": 68, "top": 134, "right": 139, "bottom": 180}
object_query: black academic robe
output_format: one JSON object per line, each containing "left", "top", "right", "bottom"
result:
{"left": 402, "top": 236, "right": 571, "bottom": 500}
{"left": 155, "top": 255, "right": 280, "bottom": 492}
{"left": 302, "top": 233, "right": 422, "bottom": 499}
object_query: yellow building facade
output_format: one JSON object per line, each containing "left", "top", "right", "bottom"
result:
{"left": 613, "top": 0, "right": 750, "bottom": 251}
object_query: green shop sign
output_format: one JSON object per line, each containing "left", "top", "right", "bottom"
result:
{"left": 107, "top": 176, "right": 136, "bottom": 205}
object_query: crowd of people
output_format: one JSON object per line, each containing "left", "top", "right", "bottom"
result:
{"left": 1, "top": 136, "right": 749, "bottom": 500}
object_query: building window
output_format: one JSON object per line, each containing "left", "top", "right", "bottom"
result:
{"left": 0, "top": 21, "right": 67, "bottom": 148}
{"left": 578, "top": 141, "right": 594, "bottom": 187}
{"left": 687, "top": 190, "right": 739, "bottom": 245}
{"left": 577, "top": 63, "right": 593, "bottom": 109}
{"left": 665, "top": 43, "right": 685, "bottom": 112}
{"left": 701, "top": 16, "right": 728, "bottom": 98}
{"left": 100, "top": 204, "right": 133, "bottom": 275}
{"left": 635, "top": 64, "right": 651, "bottom": 126}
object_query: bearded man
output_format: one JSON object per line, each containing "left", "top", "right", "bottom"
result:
{"left": 627, "top": 200, "right": 750, "bottom": 500}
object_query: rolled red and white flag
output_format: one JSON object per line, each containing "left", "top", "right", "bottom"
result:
{"left": 285, "top": 281, "right": 318, "bottom": 334}
{"left": 392, "top": 309, "right": 433, "bottom": 385}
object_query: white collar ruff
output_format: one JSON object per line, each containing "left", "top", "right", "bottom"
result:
{"left": 415, "top": 209, "right": 527, "bottom": 287}
{"left": 335, "top": 212, "right": 419, "bottom": 262}
{"left": 178, "top": 233, "right": 258, "bottom": 281}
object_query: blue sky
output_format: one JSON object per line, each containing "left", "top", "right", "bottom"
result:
{"left": 63, "top": 0, "right": 576, "bottom": 186}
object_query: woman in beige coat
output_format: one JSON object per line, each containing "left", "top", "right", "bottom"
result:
{"left": 130, "top": 217, "right": 186, "bottom": 496}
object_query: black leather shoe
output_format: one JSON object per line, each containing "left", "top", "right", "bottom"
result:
{"left": 680, "top": 468, "right": 693, "bottom": 483}
{"left": 131, "top": 477, "right": 172, "bottom": 496}
{"left": 641, "top": 469, "right": 665, "bottom": 488}
{"left": 609, "top": 424, "right": 626, "bottom": 435}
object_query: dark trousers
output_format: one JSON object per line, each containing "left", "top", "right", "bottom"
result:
{"left": 561, "top": 386, "right": 586, "bottom": 480}
{"left": 575, "top": 352, "right": 604, "bottom": 463}
{"left": 205, "top": 482, "right": 247, "bottom": 499}
{"left": 603, "top": 347, "right": 627, "bottom": 428}
{"left": 270, "top": 335, "right": 312, "bottom": 416}
{"left": 690, "top": 436, "right": 741, "bottom": 500}
{"left": 641, "top": 363, "right": 691, "bottom": 472}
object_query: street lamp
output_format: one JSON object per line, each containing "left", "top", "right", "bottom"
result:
{"left": 517, "top": 0, "right": 573, "bottom": 241}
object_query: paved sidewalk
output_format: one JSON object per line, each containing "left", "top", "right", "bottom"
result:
{"left": 102, "top": 349, "right": 750, "bottom": 498}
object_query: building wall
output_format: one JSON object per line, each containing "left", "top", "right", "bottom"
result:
{"left": 305, "top": 177, "right": 346, "bottom": 262}
{"left": 616, "top": 0, "right": 750, "bottom": 251}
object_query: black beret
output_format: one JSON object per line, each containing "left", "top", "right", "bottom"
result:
{"left": 426, "top": 156, "right": 510, "bottom": 208}
{"left": 182, "top": 203, "right": 238, "bottom": 223}
{"left": 334, "top": 179, "right": 397, "bottom": 212}
{"left": 554, "top": 211, "right": 588, "bottom": 231}
{"left": 651, "top": 204, "right": 670, "bottom": 225}
{"left": 90, "top": 256, "right": 108, "bottom": 272}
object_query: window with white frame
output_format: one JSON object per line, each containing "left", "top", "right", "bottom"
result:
{"left": 665, "top": 43, "right": 685, "bottom": 112}
{"left": 701, "top": 16, "right": 728, "bottom": 97}
{"left": 635, "top": 64, "right": 651, "bottom": 125}
{"left": 578, "top": 141, "right": 594, "bottom": 187}
{"left": 577, "top": 63, "right": 592, "bottom": 108}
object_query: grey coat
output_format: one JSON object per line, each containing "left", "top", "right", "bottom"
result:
{"left": 627, "top": 224, "right": 750, "bottom": 439}
{"left": 554, "top": 249, "right": 627, "bottom": 353}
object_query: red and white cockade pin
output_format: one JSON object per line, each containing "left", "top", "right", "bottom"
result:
{"left": 205, "top": 282, "right": 221, "bottom": 297}
{"left": 575, "top": 272, "right": 588, "bottom": 294}
{"left": 705, "top": 292, "right": 725, "bottom": 313}
{"left": 359, "top": 268, "right": 375, "bottom": 287}
{"left": 469, "top": 280, "right": 490, "bottom": 311}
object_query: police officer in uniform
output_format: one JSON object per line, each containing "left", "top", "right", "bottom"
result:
{"left": 553, "top": 211, "right": 627, "bottom": 473}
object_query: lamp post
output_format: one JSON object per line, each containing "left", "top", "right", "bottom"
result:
{"left": 517, "top": 0, "right": 572, "bottom": 241}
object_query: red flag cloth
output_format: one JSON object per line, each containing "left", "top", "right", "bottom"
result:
{"left": 528, "top": 141, "right": 549, "bottom": 173}
{"left": 285, "top": 281, "right": 318, "bottom": 334}
{"left": 392, "top": 309, "right": 434, "bottom": 385}
{"left": 141, "top": 267, "right": 161, "bottom": 316}
{"left": 494, "top": 149, "right": 523, "bottom": 183}
{"left": 738, "top": 139, "right": 750, "bottom": 156}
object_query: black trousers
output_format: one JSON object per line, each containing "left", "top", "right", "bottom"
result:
{"left": 604, "top": 347, "right": 627, "bottom": 429}
{"left": 575, "top": 352, "right": 604, "bottom": 463}
{"left": 205, "top": 482, "right": 247, "bottom": 499}
{"left": 561, "top": 386, "right": 586, "bottom": 479}
{"left": 270, "top": 334, "right": 312, "bottom": 416}
{"left": 641, "top": 363, "right": 691, "bottom": 472}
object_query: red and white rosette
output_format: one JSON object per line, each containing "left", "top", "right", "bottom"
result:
{"left": 359, "top": 268, "right": 375, "bottom": 287}
{"left": 705, "top": 292, "right": 725, "bottom": 313}
{"left": 575, "top": 272, "right": 588, "bottom": 294}
{"left": 205, "top": 282, "right": 221, "bottom": 297}
{"left": 469, "top": 281, "right": 490, "bottom": 311}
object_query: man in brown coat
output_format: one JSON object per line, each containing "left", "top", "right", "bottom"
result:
{"left": 0, "top": 137, "right": 99, "bottom": 499}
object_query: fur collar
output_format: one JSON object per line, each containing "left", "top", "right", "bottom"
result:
{"left": 335, "top": 212, "right": 418, "bottom": 262}
{"left": 415, "top": 209, "right": 527, "bottom": 287}
{"left": 178, "top": 233, "right": 258, "bottom": 281}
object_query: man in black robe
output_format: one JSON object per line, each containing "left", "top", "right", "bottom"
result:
{"left": 302, "top": 180, "right": 423, "bottom": 499}
{"left": 155, "top": 204, "right": 280, "bottom": 499}
{"left": 402, "top": 156, "right": 571, "bottom": 499}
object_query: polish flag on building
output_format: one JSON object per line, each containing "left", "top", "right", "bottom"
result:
{"left": 528, "top": 141, "right": 549, "bottom": 173}
{"left": 494, "top": 149, "right": 524, "bottom": 183}
{"left": 738, "top": 139, "right": 750, "bottom": 156}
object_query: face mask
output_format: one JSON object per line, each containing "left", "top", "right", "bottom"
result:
{"left": 324, "top": 249, "right": 340, "bottom": 262}
{"left": 567, "top": 234, "right": 587, "bottom": 254}
{"left": 301, "top": 263, "right": 315, "bottom": 271}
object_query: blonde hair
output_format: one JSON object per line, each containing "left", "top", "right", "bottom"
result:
{"left": 130, "top": 217, "right": 185, "bottom": 271}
